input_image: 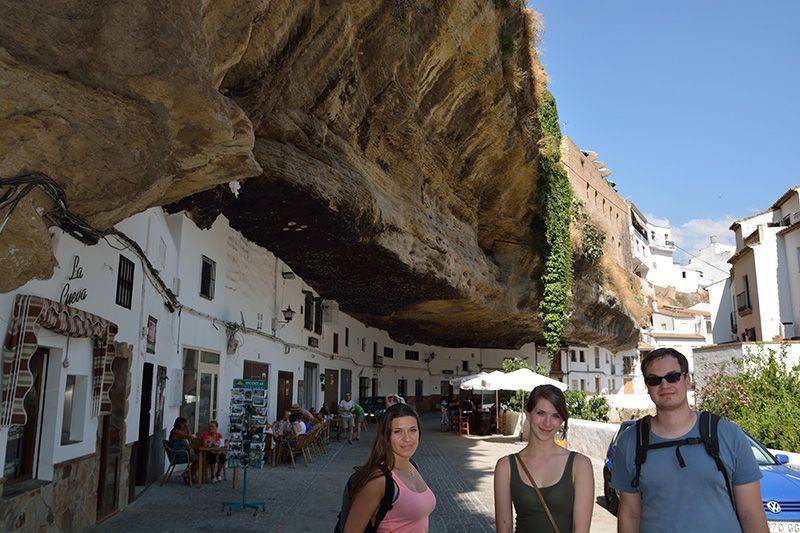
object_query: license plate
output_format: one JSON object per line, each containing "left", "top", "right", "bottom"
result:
{"left": 769, "top": 522, "right": 800, "bottom": 533}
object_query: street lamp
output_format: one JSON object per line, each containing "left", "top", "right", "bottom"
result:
{"left": 272, "top": 306, "right": 296, "bottom": 332}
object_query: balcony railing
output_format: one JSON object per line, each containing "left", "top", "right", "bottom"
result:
{"left": 736, "top": 291, "right": 752, "bottom": 313}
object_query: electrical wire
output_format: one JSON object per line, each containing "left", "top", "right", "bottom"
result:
{"left": 673, "top": 242, "right": 731, "bottom": 276}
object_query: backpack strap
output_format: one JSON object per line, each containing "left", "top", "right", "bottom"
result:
{"left": 699, "top": 411, "right": 736, "bottom": 511}
{"left": 367, "top": 464, "right": 397, "bottom": 533}
{"left": 631, "top": 415, "right": 651, "bottom": 489}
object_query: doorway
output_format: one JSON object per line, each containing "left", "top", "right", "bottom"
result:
{"left": 371, "top": 378, "right": 379, "bottom": 399}
{"left": 324, "top": 369, "right": 338, "bottom": 409}
{"left": 339, "top": 369, "right": 352, "bottom": 400}
{"left": 303, "top": 363, "right": 317, "bottom": 409}
{"left": 359, "top": 377, "right": 370, "bottom": 401}
{"left": 96, "top": 416, "right": 120, "bottom": 520}
{"left": 133, "top": 362, "right": 153, "bottom": 488}
{"left": 277, "top": 371, "right": 293, "bottom": 417}
{"left": 2, "top": 348, "right": 48, "bottom": 497}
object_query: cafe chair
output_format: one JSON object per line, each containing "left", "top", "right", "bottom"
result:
{"left": 161, "top": 440, "right": 193, "bottom": 486}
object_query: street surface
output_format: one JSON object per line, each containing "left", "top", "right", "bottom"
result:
{"left": 94, "top": 414, "right": 616, "bottom": 532}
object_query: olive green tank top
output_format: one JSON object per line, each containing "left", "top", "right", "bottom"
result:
{"left": 508, "top": 451, "right": 575, "bottom": 533}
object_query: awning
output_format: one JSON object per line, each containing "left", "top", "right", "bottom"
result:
{"left": 2, "top": 294, "right": 120, "bottom": 426}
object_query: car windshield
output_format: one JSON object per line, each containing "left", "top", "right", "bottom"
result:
{"left": 745, "top": 433, "right": 777, "bottom": 466}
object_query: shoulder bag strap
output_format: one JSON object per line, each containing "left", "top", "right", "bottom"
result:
{"left": 515, "top": 453, "right": 561, "bottom": 533}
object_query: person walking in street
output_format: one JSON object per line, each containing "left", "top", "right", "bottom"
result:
{"left": 353, "top": 401, "right": 365, "bottom": 440}
{"left": 339, "top": 392, "right": 356, "bottom": 444}
{"left": 343, "top": 403, "right": 436, "bottom": 533}
{"left": 611, "top": 348, "right": 768, "bottom": 533}
{"left": 494, "top": 385, "right": 594, "bottom": 533}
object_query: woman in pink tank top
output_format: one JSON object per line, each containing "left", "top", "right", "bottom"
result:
{"left": 344, "top": 403, "right": 436, "bottom": 532}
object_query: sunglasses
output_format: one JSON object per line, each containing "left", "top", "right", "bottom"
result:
{"left": 644, "top": 371, "right": 685, "bottom": 387}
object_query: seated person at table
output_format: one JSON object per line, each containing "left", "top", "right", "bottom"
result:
{"left": 168, "top": 417, "right": 197, "bottom": 484}
{"left": 200, "top": 420, "right": 227, "bottom": 483}
{"left": 290, "top": 413, "right": 306, "bottom": 435}
{"left": 272, "top": 411, "right": 292, "bottom": 436}
{"left": 309, "top": 407, "right": 321, "bottom": 423}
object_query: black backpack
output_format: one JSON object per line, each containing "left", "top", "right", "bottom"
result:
{"left": 334, "top": 461, "right": 419, "bottom": 533}
{"left": 631, "top": 411, "right": 735, "bottom": 510}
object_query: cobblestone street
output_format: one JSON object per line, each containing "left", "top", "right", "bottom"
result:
{"left": 94, "top": 414, "right": 616, "bottom": 532}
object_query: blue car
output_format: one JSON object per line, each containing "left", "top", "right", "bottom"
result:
{"left": 603, "top": 421, "right": 800, "bottom": 530}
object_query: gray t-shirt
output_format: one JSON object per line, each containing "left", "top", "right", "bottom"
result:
{"left": 610, "top": 413, "right": 762, "bottom": 533}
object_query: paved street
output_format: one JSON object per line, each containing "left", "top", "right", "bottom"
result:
{"left": 94, "top": 415, "right": 616, "bottom": 532}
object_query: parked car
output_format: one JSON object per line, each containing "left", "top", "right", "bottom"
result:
{"left": 603, "top": 420, "right": 800, "bottom": 531}
{"left": 360, "top": 396, "right": 387, "bottom": 422}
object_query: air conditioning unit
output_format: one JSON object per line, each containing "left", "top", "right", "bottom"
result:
{"left": 373, "top": 355, "right": 384, "bottom": 367}
{"left": 791, "top": 212, "right": 800, "bottom": 225}
{"left": 307, "top": 337, "right": 319, "bottom": 348}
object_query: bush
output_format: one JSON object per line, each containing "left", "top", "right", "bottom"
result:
{"left": 698, "top": 343, "right": 800, "bottom": 452}
{"left": 565, "top": 390, "right": 610, "bottom": 422}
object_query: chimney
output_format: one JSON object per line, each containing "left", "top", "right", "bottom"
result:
{"left": 710, "top": 235, "right": 718, "bottom": 244}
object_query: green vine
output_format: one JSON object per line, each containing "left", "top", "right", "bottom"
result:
{"left": 572, "top": 198, "right": 606, "bottom": 263}
{"left": 536, "top": 89, "right": 574, "bottom": 360}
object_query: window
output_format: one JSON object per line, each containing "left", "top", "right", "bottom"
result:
{"left": 333, "top": 333, "right": 339, "bottom": 354}
{"left": 405, "top": 350, "right": 419, "bottom": 361}
{"left": 569, "top": 349, "right": 576, "bottom": 362}
{"left": 362, "top": 338, "right": 366, "bottom": 352}
{"left": 313, "top": 297, "right": 323, "bottom": 335}
{"left": 594, "top": 347, "right": 600, "bottom": 368}
{"left": 61, "top": 375, "right": 87, "bottom": 445}
{"left": 384, "top": 347, "right": 394, "bottom": 358}
{"left": 243, "top": 360, "right": 269, "bottom": 382}
{"left": 303, "top": 292, "right": 314, "bottom": 330}
{"left": 180, "top": 348, "right": 220, "bottom": 433}
{"left": 115, "top": 255, "right": 135, "bottom": 309}
{"left": 200, "top": 256, "right": 216, "bottom": 299}
{"left": 571, "top": 380, "right": 578, "bottom": 389}
{"left": 398, "top": 379, "right": 407, "bottom": 398}
{"left": 462, "top": 360, "right": 469, "bottom": 371}
{"left": 580, "top": 379, "right": 586, "bottom": 392}
{"left": 345, "top": 327, "right": 349, "bottom": 347}
{"left": 651, "top": 231, "right": 656, "bottom": 239}
{"left": 682, "top": 271, "right": 687, "bottom": 279}
{"left": 373, "top": 342, "right": 377, "bottom": 358}
{"left": 652, "top": 262, "right": 657, "bottom": 269}
{"left": 579, "top": 350, "right": 585, "bottom": 363}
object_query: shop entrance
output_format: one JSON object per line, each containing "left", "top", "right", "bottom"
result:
{"left": 276, "top": 371, "right": 293, "bottom": 417}
{"left": 2, "top": 348, "right": 48, "bottom": 497}
{"left": 323, "top": 369, "right": 338, "bottom": 409}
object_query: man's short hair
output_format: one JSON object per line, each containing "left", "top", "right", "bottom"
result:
{"left": 640, "top": 347, "right": 689, "bottom": 375}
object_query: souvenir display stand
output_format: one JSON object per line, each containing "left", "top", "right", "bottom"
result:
{"left": 223, "top": 378, "right": 268, "bottom": 516}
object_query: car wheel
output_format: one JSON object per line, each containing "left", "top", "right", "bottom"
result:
{"left": 603, "top": 468, "right": 619, "bottom": 516}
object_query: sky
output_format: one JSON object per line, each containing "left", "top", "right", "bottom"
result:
{"left": 529, "top": 1, "right": 800, "bottom": 260}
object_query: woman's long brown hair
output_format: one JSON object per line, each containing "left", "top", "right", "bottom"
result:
{"left": 349, "top": 403, "right": 422, "bottom": 496}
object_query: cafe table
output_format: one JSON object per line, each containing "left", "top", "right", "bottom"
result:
{"left": 198, "top": 445, "right": 228, "bottom": 484}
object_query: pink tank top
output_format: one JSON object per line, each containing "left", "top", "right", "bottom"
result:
{"left": 376, "top": 470, "right": 436, "bottom": 533}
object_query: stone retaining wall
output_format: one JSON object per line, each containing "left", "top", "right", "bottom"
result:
{"left": 0, "top": 452, "right": 98, "bottom": 531}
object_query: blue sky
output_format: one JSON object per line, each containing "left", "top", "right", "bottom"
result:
{"left": 530, "top": 1, "right": 800, "bottom": 257}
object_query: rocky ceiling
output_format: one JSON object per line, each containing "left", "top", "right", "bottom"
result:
{"left": 1, "top": 0, "right": 640, "bottom": 350}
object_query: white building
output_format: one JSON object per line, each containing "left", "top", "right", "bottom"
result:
{"left": 728, "top": 185, "right": 800, "bottom": 342}
{"left": 629, "top": 204, "right": 707, "bottom": 294}
{"left": 686, "top": 236, "right": 735, "bottom": 286}
{"left": 643, "top": 303, "right": 713, "bottom": 374}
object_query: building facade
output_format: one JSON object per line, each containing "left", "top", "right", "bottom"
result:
{"left": 0, "top": 207, "right": 555, "bottom": 530}
{"left": 728, "top": 185, "right": 800, "bottom": 342}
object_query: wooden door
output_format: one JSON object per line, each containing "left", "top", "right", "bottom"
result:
{"left": 277, "top": 371, "right": 293, "bottom": 417}
{"left": 134, "top": 362, "right": 153, "bottom": 486}
{"left": 324, "top": 369, "right": 338, "bottom": 409}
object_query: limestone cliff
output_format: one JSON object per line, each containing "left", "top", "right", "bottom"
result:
{"left": 1, "top": 0, "right": 640, "bottom": 350}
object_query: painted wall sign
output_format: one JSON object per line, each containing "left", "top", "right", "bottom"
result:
{"left": 146, "top": 316, "right": 157, "bottom": 354}
{"left": 60, "top": 256, "right": 88, "bottom": 306}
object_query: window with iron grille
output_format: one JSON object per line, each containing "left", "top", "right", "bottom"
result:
{"left": 314, "top": 297, "right": 323, "bottom": 335}
{"left": 200, "top": 256, "right": 216, "bottom": 299}
{"left": 383, "top": 347, "right": 394, "bottom": 358}
{"left": 115, "top": 255, "right": 135, "bottom": 309}
{"left": 405, "top": 350, "right": 419, "bottom": 361}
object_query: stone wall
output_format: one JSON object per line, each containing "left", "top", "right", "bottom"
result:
{"left": 0, "top": 453, "right": 98, "bottom": 532}
{"left": 565, "top": 418, "right": 619, "bottom": 462}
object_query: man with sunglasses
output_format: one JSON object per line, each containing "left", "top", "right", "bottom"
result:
{"left": 611, "top": 348, "right": 768, "bottom": 533}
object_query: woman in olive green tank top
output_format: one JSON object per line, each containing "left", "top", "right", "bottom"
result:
{"left": 493, "top": 385, "right": 595, "bottom": 533}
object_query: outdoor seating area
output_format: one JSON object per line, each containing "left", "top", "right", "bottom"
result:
{"left": 440, "top": 368, "right": 568, "bottom": 437}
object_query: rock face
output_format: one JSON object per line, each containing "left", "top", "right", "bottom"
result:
{"left": 2, "top": 0, "right": 640, "bottom": 350}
